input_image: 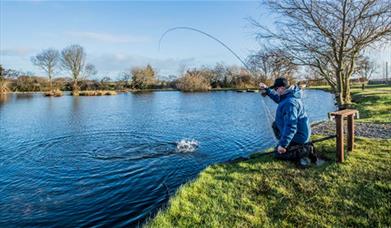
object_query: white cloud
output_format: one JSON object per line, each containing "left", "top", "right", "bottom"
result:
{"left": 65, "top": 31, "right": 151, "bottom": 44}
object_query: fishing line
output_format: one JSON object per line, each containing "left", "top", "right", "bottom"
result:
{"left": 159, "top": 26, "right": 252, "bottom": 71}
{"left": 159, "top": 26, "right": 277, "bottom": 142}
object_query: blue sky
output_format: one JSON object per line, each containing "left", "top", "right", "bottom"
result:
{"left": 0, "top": 1, "right": 272, "bottom": 78}
{"left": 1, "top": 1, "right": 390, "bottom": 79}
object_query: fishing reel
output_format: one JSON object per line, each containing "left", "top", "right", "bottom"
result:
{"left": 260, "top": 88, "right": 268, "bottom": 97}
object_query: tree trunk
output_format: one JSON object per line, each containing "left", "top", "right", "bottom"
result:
{"left": 72, "top": 79, "right": 79, "bottom": 96}
{"left": 343, "top": 76, "right": 351, "bottom": 107}
{"left": 336, "top": 71, "right": 344, "bottom": 109}
{"left": 48, "top": 71, "right": 53, "bottom": 93}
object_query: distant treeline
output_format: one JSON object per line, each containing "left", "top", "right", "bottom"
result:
{"left": 0, "top": 61, "right": 297, "bottom": 93}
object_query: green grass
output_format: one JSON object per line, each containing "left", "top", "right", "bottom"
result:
{"left": 308, "top": 84, "right": 391, "bottom": 123}
{"left": 351, "top": 86, "right": 391, "bottom": 123}
{"left": 147, "top": 137, "right": 391, "bottom": 227}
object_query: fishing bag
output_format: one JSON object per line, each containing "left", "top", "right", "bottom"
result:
{"left": 288, "top": 142, "right": 317, "bottom": 163}
{"left": 274, "top": 142, "right": 317, "bottom": 163}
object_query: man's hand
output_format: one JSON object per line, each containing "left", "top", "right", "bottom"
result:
{"left": 259, "top": 82, "right": 268, "bottom": 90}
{"left": 277, "top": 146, "right": 286, "bottom": 154}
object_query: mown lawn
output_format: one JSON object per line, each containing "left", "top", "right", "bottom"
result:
{"left": 309, "top": 84, "right": 391, "bottom": 123}
{"left": 351, "top": 85, "right": 391, "bottom": 123}
{"left": 147, "top": 84, "right": 391, "bottom": 227}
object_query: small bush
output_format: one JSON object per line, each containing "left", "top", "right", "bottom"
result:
{"left": 176, "top": 71, "right": 211, "bottom": 92}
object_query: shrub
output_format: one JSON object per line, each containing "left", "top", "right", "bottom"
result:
{"left": 176, "top": 71, "right": 211, "bottom": 92}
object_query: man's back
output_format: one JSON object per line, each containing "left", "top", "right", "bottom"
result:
{"left": 273, "top": 86, "right": 311, "bottom": 147}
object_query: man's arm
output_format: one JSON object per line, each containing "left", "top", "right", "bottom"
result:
{"left": 279, "top": 102, "right": 299, "bottom": 148}
{"left": 265, "top": 88, "right": 280, "bottom": 104}
{"left": 259, "top": 83, "right": 280, "bottom": 103}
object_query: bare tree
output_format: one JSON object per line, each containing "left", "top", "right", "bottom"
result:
{"left": 83, "top": 63, "right": 98, "bottom": 79}
{"left": 31, "top": 48, "right": 60, "bottom": 92}
{"left": 355, "top": 55, "right": 378, "bottom": 90}
{"left": 118, "top": 71, "right": 132, "bottom": 89}
{"left": 213, "top": 63, "right": 228, "bottom": 88}
{"left": 100, "top": 76, "right": 112, "bottom": 90}
{"left": 251, "top": 0, "right": 391, "bottom": 108}
{"left": 247, "top": 47, "right": 297, "bottom": 84}
{"left": 355, "top": 56, "right": 377, "bottom": 81}
{"left": 61, "top": 44, "right": 86, "bottom": 95}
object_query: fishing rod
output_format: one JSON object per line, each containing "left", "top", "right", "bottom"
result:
{"left": 159, "top": 26, "right": 253, "bottom": 73}
{"left": 159, "top": 26, "right": 276, "bottom": 126}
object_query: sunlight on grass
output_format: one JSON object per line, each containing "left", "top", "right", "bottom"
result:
{"left": 309, "top": 84, "right": 391, "bottom": 123}
{"left": 147, "top": 137, "right": 391, "bottom": 227}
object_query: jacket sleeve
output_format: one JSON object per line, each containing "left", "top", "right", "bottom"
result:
{"left": 266, "top": 88, "right": 280, "bottom": 104}
{"left": 279, "top": 102, "right": 299, "bottom": 148}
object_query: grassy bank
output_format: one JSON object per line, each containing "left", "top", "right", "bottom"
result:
{"left": 147, "top": 85, "right": 391, "bottom": 227}
{"left": 308, "top": 84, "right": 391, "bottom": 123}
{"left": 148, "top": 137, "right": 391, "bottom": 227}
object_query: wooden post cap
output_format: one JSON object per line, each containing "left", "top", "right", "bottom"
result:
{"left": 330, "top": 109, "right": 358, "bottom": 117}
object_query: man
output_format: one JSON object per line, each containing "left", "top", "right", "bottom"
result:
{"left": 259, "top": 77, "right": 314, "bottom": 167}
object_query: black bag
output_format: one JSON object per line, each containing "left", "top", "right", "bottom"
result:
{"left": 288, "top": 142, "right": 317, "bottom": 163}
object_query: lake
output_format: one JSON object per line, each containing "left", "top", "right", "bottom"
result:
{"left": 0, "top": 90, "right": 335, "bottom": 227}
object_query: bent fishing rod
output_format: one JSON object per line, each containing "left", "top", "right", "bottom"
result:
{"left": 159, "top": 26, "right": 253, "bottom": 73}
{"left": 159, "top": 26, "right": 276, "bottom": 124}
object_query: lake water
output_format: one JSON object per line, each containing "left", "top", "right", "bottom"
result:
{"left": 0, "top": 90, "right": 335, "bottom": 227}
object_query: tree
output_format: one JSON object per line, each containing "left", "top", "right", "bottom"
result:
{"left": 61, "top": 44, "right": 86, "bottom": 95}
{"left": 355, "top": 56, "right": 377, "bottom": 81}
{"left": 252, "top": 0, "right": 391, "bottom": 108}
{"left": 0, "top": 65, "right": 8, "bottom": 94}
{"left": 100, "top": 76, "right": 112, "bottom": 90}
{"left": 176, "top": 69, "right": 211, "bottom": 92}
{"left": 83, "top": 63, "right": 98, "bottom": 79}
{"left": 230, "top": 68, "right": 257, "bottom": 89}
{"left": 118, "top": 72, "right": 132, "bottom": 89}
{"left": 213, "top": 63, "right": 228, "bottom": 88}
{"left": 247, "top": 47, "right": 297, "bottom": 84}
{"left": 31, "top": 48, "right": 60, "bottom": 92}
{"left": 131, "top": 64, "right": 156, "bottom": 89}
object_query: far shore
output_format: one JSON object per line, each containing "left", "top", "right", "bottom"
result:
{"left": 0, "top": 86, "right": 341, "bottom": 95}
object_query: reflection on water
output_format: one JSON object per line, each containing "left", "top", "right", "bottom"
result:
{"left": 0, "top": 90, "right": 335, "bottom": 227}
{"left": 0, "top": 94, "right": 10, "bottom": 105}
{"left": 15, "top": 93, "right": 34, "bottom": 100}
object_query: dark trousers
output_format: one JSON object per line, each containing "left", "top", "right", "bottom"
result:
{"left": 274, "top": 141, "right": 302, "bottom": 161}
{"left": 274, "top": 141, "right": 317, "bottom": 162}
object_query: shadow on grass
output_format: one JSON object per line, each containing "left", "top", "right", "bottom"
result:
{"left": 352, "top": 93, "right": 391, "bottom": 121}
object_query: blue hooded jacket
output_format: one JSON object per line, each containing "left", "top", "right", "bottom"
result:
{"left": 266, "top": 86, "right": 311, "bottom": 148}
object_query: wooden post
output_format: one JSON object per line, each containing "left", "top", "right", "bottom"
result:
{"left": 330, "top": 109, "right": 358, "bottom": 163}
{"left": 335, "top": 115, "right": 344, "bottom": 162}
{"left": 347, "top": 114, "right": 354, "bottom": 152}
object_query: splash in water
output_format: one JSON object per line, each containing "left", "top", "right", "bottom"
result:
{"left": 176, "top": 139, "right": 199, "bottom": 153}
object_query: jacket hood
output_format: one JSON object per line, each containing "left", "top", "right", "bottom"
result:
{"left": 282, "top": 85, "right": 302, "bottom": 99}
